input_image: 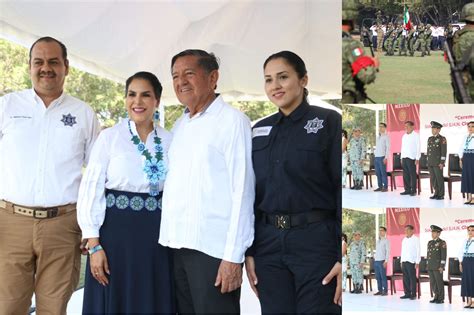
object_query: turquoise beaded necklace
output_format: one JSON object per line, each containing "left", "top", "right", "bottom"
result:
{"left": 127, "top": 119, "right": 167, "bottom": 196}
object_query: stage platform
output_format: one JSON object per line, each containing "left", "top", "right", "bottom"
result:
{"left": 343, "top": 180, "right": 469, "bottom": 209}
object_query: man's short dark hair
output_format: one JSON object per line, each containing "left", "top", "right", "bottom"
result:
{"left": 171, "top": 49, "right": 219, "bottom": 73}
{"left": 405, "top": 121, "right": 414, "bottom": 126}
{"left": 380, "top": 123, "right": 387, "bottom": 128}
{"left": 29, "top": 36, "right": 68, "bottom": 62}
{"left": 405, "top": 225, "right": 414, "bottom": 230}
{"left": 379, "top": 226, "right": 387, "bottom": 231}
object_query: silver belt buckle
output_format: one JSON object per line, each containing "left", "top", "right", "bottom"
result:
{"left": 276, "top": 215, "right": 291, "bottom": 229}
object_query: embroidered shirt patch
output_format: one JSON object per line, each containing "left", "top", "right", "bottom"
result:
{"left": 304, "top": 117, "right": 324, "bottom": 134}
{"left": 61, "top": 113, "right": 77, "bottom": 127}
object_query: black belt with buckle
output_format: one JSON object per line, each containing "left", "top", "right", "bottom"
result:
{"left": 258, "top": 209, "right": 335, "bottom": 230}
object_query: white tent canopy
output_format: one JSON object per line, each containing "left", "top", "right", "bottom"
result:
{"left": 0, "top": 0, "right": 341, "bottom": 104}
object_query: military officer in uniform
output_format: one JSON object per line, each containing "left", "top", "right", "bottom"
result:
{"left": 342, "top": 0, "right": 379, "bottom": 104}
{"left": 427, "top": 225, "right": 447, "bottom": 304}
{"left": 349, "top": 127, "right": 366, "bottom": 190}
{"left": 452, "top": 2, "right": 474, "bottom": 102}
{"left": 427, "top": 121, "right": 447, "bottom": 200}
{"left": 349, "top": 232, "right": 366, "bottom": 294}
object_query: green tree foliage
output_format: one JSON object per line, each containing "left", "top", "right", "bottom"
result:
{"left": 1, "top": 39, "right": 278, "bottom": 128}
{"left": 342, "top": 105, "right": 377, "bottom": 149}
{"left": 343, "top": 209, "right": 377, "bottom": 253}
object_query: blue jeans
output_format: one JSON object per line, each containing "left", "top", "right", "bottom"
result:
{"left": 374, "top": 156, "right": 388, "bottom": 189}
{"left": 374, "top": 260, "right": 388, "bottom": 293}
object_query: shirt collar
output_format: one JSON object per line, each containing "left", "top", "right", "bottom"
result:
{"left": 184, "top": 93, "right": 221, "bottom": 117}
{"left": 31, "top": 88, "right": 66, "bottom": 108}
{"left": 275, "top": 100, "right": 310, "bottom": 124}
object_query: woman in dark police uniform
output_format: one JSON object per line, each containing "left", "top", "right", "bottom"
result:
{"left": 245, "top": 51, "right": 342, "bottom": 314}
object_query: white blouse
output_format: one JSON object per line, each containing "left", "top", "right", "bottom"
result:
{"left": 459, "top": 238, "right": 474, "bottom": 262}
{"left": 459, "top": 134, "right": 474, "bottom": 158}
{"left": 77, "top": 119, "right": 172, "bottom": 238}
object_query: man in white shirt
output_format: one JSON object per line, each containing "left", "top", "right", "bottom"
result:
{"left": 0, "top": 37, "right": 100, "bottom": 314}
{"left": 400, "top": 121, "right": 420, "bottom": 196}
{"left": 374, "top": 122, "right": 390, "bottom": 192}
{"left": 160, "top": 49, "right": 255, "bottom": 313}
{"left": 400, "top": 225, "right": 421, "bottom": 300}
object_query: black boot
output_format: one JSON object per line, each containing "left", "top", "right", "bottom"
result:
{"left": 355, "top": 180, "right": 363, "bottom": 190}
{"left": 356, "top": 284, "right": 363, "bottom": 294}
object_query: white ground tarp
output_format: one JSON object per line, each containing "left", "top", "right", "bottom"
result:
{"left": 0, "top": 0, "right": 341, "bottom": 103}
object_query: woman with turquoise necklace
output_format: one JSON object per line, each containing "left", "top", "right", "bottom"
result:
{"left": 77, "top": 72, "right": 174, "bottom": 313}
{"left": 460, "top": 121, "right": 474, "bottom": 205}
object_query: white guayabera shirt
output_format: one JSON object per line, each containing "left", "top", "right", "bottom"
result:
{"left": 0, "top": 89, "right": 100, "bottom": 207}
{"left": 159, "top": 95, "right": 255, "bottom": 264}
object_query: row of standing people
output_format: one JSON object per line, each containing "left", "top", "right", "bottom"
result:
{"left": 0, "top": 36, "right": 342, "bottom": 314}
{"left": 341, "top": 225, "right": 474, "bottom": 307}
{"left": 342, "top": 121, "right": 474, "bottom": 203}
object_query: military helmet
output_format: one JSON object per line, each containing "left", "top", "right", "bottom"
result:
{"left": 426, "top": 23, "right": 431, "bottom": 28}
{"left": 342, "top": 0, "right": 359, "bottom": 21}
{"left": 461, "top": 2, "right": 474, "bottom": 22}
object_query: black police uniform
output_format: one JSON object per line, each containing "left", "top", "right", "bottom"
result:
{"left": 248, "top": 100, "right": 341, "bottom": 314}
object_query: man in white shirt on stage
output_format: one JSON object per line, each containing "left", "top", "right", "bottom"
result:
{"left": 159, "top": 49, "right": 255, "bottom": 314}
{"left": 400, "top": 225, "right": 421, "bottom": 300}
{"left": 0, "top": 36, "right": 100, "bottom": 314}
{"left": 400, "top": 121, "right": 420, "bottom": 196}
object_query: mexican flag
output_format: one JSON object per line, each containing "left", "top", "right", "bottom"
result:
{"left": 403, "top": 5, "right": 412, "bottom": 30}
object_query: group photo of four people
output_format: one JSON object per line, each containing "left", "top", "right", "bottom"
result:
{"left": 0, "top": 36, "right": 342, "bottom": 314}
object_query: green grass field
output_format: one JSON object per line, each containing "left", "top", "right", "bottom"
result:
{"left": 365, "top": 49, "right": 454, "bottom": 104}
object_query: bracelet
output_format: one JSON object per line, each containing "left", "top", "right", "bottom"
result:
{"left": 88, "top": 244, "right": 103, "bottom": 255}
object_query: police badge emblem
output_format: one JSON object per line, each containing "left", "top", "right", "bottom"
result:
{"left": 61, "top": 113, "right": 77, "bottom": 127}
{"left": 304, "top": 117, "right": 324, "bottom": 134}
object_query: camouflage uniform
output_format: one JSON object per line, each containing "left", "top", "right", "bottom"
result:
{"left": 427, "top": 121, "right": 447, "bottom": 199}
{"left": 425, "top": 24, "right": 433, "bottom": 56}
{"left": 349, "top": 135, "right": 366, "bottom": 189}
{"left": 452, "top": 3, "right": 474, "bottom": 102}
{"left": 377, "top": 24, "right": 384, "bottom": 53}
{"left": 407, "top": 27, "right": 417, "bottom": 56}
{"left": 427, "top": 225, "right": 447, "bottom": 303}
{"left": 384, "top": 24, "right": 394, "bottom": 53}
{"left": 414, "top": 24, "right": 427, "bottom": 57}
{"left": 342, "top": 0, "right": 377, "bottom": 104}
{"left": 395, "top": 26, "right": 407, "bottom": 56}
{"left": 349, "top": 238, "right": 366, "bottom": 291}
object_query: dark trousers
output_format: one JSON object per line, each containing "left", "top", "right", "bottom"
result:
{"left": 253, "top": 219, "right": 341, "bottom": 314}
{"left": 172, "top": 248, "right": 240, "bottom": 314}
{"left": 429, "top": 165, "right": 445, "bottom": 197}
{"left": 402, "top": 158, "right": 417, "bottom": 193}
{"left": 428, "top": 269, "right": 445, "bottom": 300}
{"left": 375, "top": 156, "right": 388, "bottom": 189}
{"left": 372, "top": 36, "right": 378, "bottom": 49}
{"left": 374, "top": 260, "right": 388, "bottom": 293}
{"left": 402, "top": 261, "right": 417, "bottom": 297}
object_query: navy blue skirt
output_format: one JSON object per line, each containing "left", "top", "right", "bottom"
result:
{"left": 82, "top": 189, "right": 174, "bottom": 314}
{"left": 462, "top": 256, "right": 474, "bottom": 297}
{"left": 462, "top": 152, "right": 474, "bottom": 193}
